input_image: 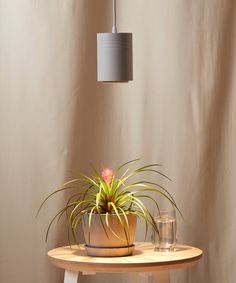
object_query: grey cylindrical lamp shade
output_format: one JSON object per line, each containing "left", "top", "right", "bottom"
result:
{"left": 97, "top": 33, "right": 133, "bottom": 82}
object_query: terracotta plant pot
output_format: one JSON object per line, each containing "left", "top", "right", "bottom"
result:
{"left": 82, "top": 214, "right": 137, "bottom": 257}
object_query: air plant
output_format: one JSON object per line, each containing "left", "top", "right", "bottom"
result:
{"left": 37, "top": 159, "right": 180, "bottom": 244}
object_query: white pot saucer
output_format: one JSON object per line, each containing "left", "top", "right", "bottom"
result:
{"left": 85, "top": 244, "right": 135, "bottom": 257}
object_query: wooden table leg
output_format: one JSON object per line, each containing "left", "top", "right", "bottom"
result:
{"left": 64, "top": 270, "right": 79, "bottom": 283}
{"left": 152, "top": 271, "right": 170, "bottom": 283}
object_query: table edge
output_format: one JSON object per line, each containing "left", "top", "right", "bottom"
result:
{"left": 47, "top": 243, "right": 203, "bottom": 273}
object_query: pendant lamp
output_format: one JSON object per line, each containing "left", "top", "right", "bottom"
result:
{"left": 97, "top": 0, "right": 133, "bottom": 82}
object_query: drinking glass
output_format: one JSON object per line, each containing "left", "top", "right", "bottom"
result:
{"left": 154, "top": 208, "right": 177, "bottom": 251}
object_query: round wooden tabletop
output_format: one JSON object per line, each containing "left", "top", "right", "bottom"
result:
{"left": 48, "top": 242, "right": 203, "bottom": 273}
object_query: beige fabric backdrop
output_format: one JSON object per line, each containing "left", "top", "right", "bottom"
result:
{"left": 0, "top": 0, "right": 236, "bottom": 282}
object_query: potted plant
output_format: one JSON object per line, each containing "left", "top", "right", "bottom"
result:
{"left": 37, "top": 159, "right": 180, "bottom": 256}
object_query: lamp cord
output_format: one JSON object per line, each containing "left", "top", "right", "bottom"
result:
{"left": 112, "top": 0, "right": 117, "bottom": 33}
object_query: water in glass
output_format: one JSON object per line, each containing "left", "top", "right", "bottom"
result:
{"left": 154, "top": 210, "right": 176, "bottom": 251}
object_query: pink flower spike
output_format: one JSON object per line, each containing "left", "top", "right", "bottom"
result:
{"left": 102, "top": 168, "right": 113, "bottom": 185}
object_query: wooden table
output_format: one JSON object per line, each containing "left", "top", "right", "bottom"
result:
{"left": 48, "top": 242, "right": 202, "bottom": 283}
